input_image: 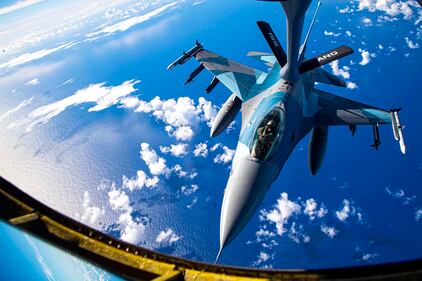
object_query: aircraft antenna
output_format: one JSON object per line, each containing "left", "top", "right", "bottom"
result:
{"left": 299, "top": 1, "right": 322, "bottom": 62}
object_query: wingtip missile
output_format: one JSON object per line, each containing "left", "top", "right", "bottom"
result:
{"left": 390, "top": 109, "right": 406, "bottom": 155}
{"left": 167, "top": 41, "right": 203, "bottom": 70}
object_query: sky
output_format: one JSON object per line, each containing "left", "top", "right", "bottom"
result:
{"left": 0, "top": 0, "right": 421, "bottom": 277}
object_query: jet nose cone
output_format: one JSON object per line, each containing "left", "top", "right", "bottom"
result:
{"left": 219, "top": 158, "right": 279, "bottom": 253}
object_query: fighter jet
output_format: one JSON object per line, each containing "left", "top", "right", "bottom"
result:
{"left": 167, "top": 0, "right": 406, "bottom": 262}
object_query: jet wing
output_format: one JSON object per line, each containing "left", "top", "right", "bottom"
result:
{"left": 194, "top": 49, "right": 266, "bottom": 101}
{"left": 314, "top": 89, "right": 392, "bottom": 126}
{"left": 167, "top": 42, "right": 266, "bottom": 101}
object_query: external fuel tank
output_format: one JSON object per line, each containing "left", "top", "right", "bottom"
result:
{"left": 210, "top": 93, "right": 242, "bottom": 137}
{"left": 308, "top": 125, "right": 329, "bottom": 175}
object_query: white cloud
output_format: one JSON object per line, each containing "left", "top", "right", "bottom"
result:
{"left": 303, "top": 199, "right": 328, "bottom": 220}
{"left": 25, "top": 78, "right": 40, "bottom": 86}
{"left": 80, "top": 191, "right": 104, "bottom": 226}
{"left": 0, "top": 0, "right": 44, "bottom": 16}
{"left": 57, "top": 77, "right": 75, "bottom": 88}
{"left": 16, "top": 79, "right": 139, "bottom": 132}
{"left": 187, "top": 197, "right": 198, "bottom": 209}
{"left": 346, "top": 30, "right": 353, "bottom": 36}
{"left": 0, "top": 96, "right": 34, "bottom": 121}
{"left": 108, "top": 188, "right": 131, "bottom": 212}
{"left": 336, "top": 199, "right": 356, "bottom": 222}
{"left": 361, "top": 253, "right": 379, "bottom": 262}
{"left": 108, "top": 187, "right": 145, "bottom": 244}
{"left": 255, "top": 228, "right": 276, "bottom": 242}
{"left": 180, "top": 184, "right": 199, "bottom": 196}
{"left": 288, "top": 222, "right": 310, "bottom": 244}
{"left": 347, "top": 82, "right": 358, "bottom": 89}
{"left": 134, "top": 142, "right": 196, "bottom": 182}
{"left": 357, "top": 0, "right": 416, "bottom": 20}
{"left": 197, "top": 97, "right": 218, "bottom": 126}
{"left": 385, "top": 186, "right": 416, "bottom": 205}
{"left": 261, "top": 192, "right": 301, "bottom": 236}
{"left": 0, "top": 42, "right": 75, "bottom": 69}
{"left": 339, "top": 6, "right": 354, "bottom": 13}
{"left": 118, "top": 212, "right": 146, "bottom": 245}
{"left": 252, "top": 251, "right": 273, "bottom": 267}
{"left": 363, "top": 17, "right": 373, "bottom": 25}
{"left": 358, "top": 49, "right": 375, "bottom": 65}
{"left": 324, "top": 30, "right": 341, "bottom": 37}
{"left": 385, "top": 186, "right": 405, "bottom": 198}
{"left": 405, "top": 37, "right": 420, "bottom": 49}
{"left": 320, "top": 225, "right": 339, "bottom": 238}
{"left": 121, "top": 95, "right": 217, "bottom": 141}
{"left": 415, "top": 209, "right": 422, "bottom": 221}
{"left": 193, "top": 142, "right": 208, "bottom": 158}
{"left": 155, "top": 228, "right": 181, "bottom": 245}
{"left": 172, "top": 125, "right": 194, "bottom": 141}
{"left": 0, "top": 1, "right": 184, "bottom": 73}
{"left": 122, "top": 170, "right": 159, "bottom": 191}
{"left": 171, "top": 164, "right": 197, "bottom": 179}
{"left": 86, "top": 3, "right": 177, "bottom": 37}
{"left": 140, "top": 142, "right": 168, "bottom": 176}
{"left": 330, "top": 60, "right": 351, "bottom": 79}
{"left": 210, "top": 143, "right": 222, "bottom": 151}
{"left": 213, "top": 145, "right": 234, "bottom": 165}
{"left": 160, "top": 143, "right": 188, "bottom": 157}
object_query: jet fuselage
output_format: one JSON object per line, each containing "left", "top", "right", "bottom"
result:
{"left": 219, "top": 73, "right": 315, "bottom": 248}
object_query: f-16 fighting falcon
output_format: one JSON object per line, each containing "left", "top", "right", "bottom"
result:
{"left": 167, "top": 0, "right": 406, "bottom": 262}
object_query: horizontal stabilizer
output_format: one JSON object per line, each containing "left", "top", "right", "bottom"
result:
{"left": 299, "top": 45, "right": 354, "bottom": 74}
{"left": 315, "top": 68, "right": 346, "bottom": 87}
{"left": 247, "top": 51, "right": 277, "bottom": 67}
{"left": 256, "top": 21, "right": 287, "bottom": 67}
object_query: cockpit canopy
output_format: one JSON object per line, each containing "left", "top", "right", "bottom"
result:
{"left": 250, "top": 107, "right": 285, "bottom": 161}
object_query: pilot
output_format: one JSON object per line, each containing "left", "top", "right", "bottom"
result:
{"left": 253, "top": 118, "right": 277, "bottom": 159}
